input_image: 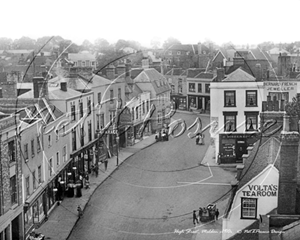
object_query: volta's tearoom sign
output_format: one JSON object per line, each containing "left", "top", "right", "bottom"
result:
{"left": 242, "top": 184, "right": 278, "bottom": 197}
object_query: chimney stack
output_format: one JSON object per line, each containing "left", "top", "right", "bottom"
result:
{"left": 216, "top": 68, "right": 225, "bottom": 81}
{"left": 125, "top": 60, "right": 132, "bottom": 77}
{"left": 197, "top": 42, "right": 202, "bottom": 55}
{"left": 1, "top": 81, "right": 17, "bottom": 98}
{"left": 255, "top": 63, "right": 262, "bottom": 81}
{"left": 33, "top": 77, "right": 48, "bottom": 99}
{"left": 60, "top": 82, "right": 67, "bottom": 92}
{"left": 142, "top": 58, "right": 149, "bottom": 69}
{"left": 278, "top": 114, "right": 299, "bottom": 214}
{"left": 106, "top": 65, "right": 115, "bottom": 80}
{"left": 117, "top": 64, "right": 126, "bottom": 76}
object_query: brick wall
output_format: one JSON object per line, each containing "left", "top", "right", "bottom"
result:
{"left": 278, "top": 133, "right": 299, "bottom": 214}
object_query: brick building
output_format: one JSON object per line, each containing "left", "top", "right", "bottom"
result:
{"left": 0, "top": 115, "right": 23, "bottom": 239}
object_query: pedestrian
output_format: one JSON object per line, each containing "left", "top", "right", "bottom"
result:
{"left": 196, "top": 134, "right": 199, "bottom": 145}
{"left": 91, "top": 164, "right": 95, "bottom": 175}
{"left": 215, "top": 209, "right": 219, "bottom": 221}
{"left": 193, "top": 210, "right": 199, "bottom": 225}
{"left": 104, "top": 159, "right": 108, "bottom": 171}
{"left": 198, "top": 207, "right": 203, "bottom": 222}
{"left": 94, "top": 164, "right": 99, "bottom": 177}
{"left": 77, "top": 205, "right": 83, "bottom": 218}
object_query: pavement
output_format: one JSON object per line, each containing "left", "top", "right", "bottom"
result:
{"left": 37, "top": 134, "right": 157, "bottom": 240}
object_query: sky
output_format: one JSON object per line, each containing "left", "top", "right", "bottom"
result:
{"left": 1, "top": 0, "right": 300, "bottom": 47}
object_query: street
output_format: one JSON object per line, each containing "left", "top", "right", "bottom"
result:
{"left": 68, "top": 112, "right": 235, "bottom": 240}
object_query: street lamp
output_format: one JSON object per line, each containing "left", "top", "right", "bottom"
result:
{"left": 116, "top": 135, "right": 119, "bottom": 166}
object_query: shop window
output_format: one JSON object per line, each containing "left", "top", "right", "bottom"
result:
{"left": 26, "top": 176, "right": 30, "bottom": 198}
{"left": 8, "top": 140, "right": 15, "bottom": 162}
{"left": 31, "top": 139, "right": 35, "bottom": 157}
{"left": 178, "top": 79, "right": 183, "bottom": 93}
{"left": 223, "top": 112, "right": 237, "bottom": 132}
{"left": 10, "top": 175, "right": 17, "bottom": 204}
{"left": 198, "top": 84, "right": 202, "bottom": 93}
{"left": 189, "top": 97, "right": 196, "bottom": 108}
{"left": 245, "top": 112, "right": 259, "bottom": 131}
{"left": 38, "top": 165, "right": 42, "bottom": 184}
{"left": 205, "top": 84, "right": 210, "bottom": 93}
{"left": 79, "top": 101, "right": 83, "bottom": 118}
{"left": 189, "top": 83, "right": 195, "bottom": 92}
{"left": 24, "top": 143, "right": 29, "bottom": 161}
{"left": 224, "top": 91, "right": 236, "bottom": 107}
{"left": 246, "top": 90, "right": 257, "bottom": 107}
{"left": 241, "top": 198, "right": 257, "bottom": 219}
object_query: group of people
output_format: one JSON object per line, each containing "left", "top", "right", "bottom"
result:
{"left": 155, "top": 129, "right": 169, "bottom": 141}
{"left": 193, "top": 207, "right": 219, "bottom": 225}
{"left": 195, "top": 133, "right": 205, "bottom": 145}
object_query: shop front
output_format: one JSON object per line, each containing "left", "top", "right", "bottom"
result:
{"left": 188, "top": 95, "right": 210, "bottom": 111}
{"left": 219, "top": 133, "right": 257, "bottom": 164}
{"left": 171, "top": 95, "right": 187, "bottom": 110}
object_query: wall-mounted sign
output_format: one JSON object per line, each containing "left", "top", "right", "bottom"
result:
{"left": 264, "top": 81, "right": 297, "bottom": 92}
{"left": 242, "top": 184, "right": 278, "bottom": 197}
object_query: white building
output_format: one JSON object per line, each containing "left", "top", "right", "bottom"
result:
{"left": 210, "top": 68, "right": 264, "bottom": 164}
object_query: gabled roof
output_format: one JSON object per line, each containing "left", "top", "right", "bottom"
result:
{"left": 222, "top": 68, "right": 256, "bottom": 82}
{"left": 268, "top": 47, "right": 289, "bottom": 55}
{"left": 250, "top": 48, "right": 273, "bottom": 62}
{"left": 134, "top": 68, "right": 171, "bottom": 95}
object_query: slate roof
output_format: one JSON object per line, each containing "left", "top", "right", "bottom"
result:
{"left": 133, "top": 68, "right": 171, "bottom": 95}
{"left": 194, "top": 72, "right": 215, "bottom": 79}
{"left": 68, "top": 53, "right": 96, "bottom": 61}
{"left": 168, "top": 44, "right": 198, "bottom": 54}
{"left": 186, "top": 68, "right": 206, "bottom": 78}
{"left": 165, "top": 68, "right": 185, "bottom": 76}
{"left": 222, "top": 68, "right": 256, "bottom": 82}
{"left": 237, "top": 137, "right": 281, "bottom": 191}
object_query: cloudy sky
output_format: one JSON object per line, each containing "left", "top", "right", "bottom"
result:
{"left": 1, "top": 0, "right": 299, "bottom": 47}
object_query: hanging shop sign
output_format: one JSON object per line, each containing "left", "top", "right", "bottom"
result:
{"left": 242, "top": 184, "right": 278, "bottom": 197}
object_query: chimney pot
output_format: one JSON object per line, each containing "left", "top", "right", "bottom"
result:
{"left": 60, "top": 82, "right": 67, "bottom": 91}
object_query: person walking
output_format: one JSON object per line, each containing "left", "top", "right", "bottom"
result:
{"left": 193, "top": 210, "right": 199, "bottom": 225}
{"left": 196, "top": 134, "right": 200, "bottom": 145}
{"left": 215, "top": 209, "right": 219, "bottom": 221}
{"left": 77, "top": 205, "right": 83, "bottom": 218}
{"left": 95, "top": 164, "right": 99, "bottom": 177}
{"left": 198, "top": 207, "right": 203, "bottom": 222}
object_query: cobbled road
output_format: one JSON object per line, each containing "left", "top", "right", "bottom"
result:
{"left": 68, "top": 112, "right": 235, "bottom": 240}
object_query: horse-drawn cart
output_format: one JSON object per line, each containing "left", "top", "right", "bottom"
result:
{"left": 199, "top": 203, "right": 216, "bottom": 222}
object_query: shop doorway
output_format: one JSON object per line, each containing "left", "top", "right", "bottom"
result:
{"left": 235, "top": 139, "right": 247, "bottom": 161}
{"left": 12, "top": 214, "right": 21, "bottom": 240}
{"left": 198, "top": 97, "right": 203, "bottom": 110}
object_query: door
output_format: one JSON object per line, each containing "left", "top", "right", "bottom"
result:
{"left": 198, "top": 97, "right": 203, "bottom": 110}
{"left": 235, "top": 139, "right": 247, "bottom": 161}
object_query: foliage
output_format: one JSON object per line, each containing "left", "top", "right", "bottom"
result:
{"left": 162, "top": 37, "right": 181, "bottom": 50}
{"left": 285, "top": 96, "right": 300, "bottom": 116}
{"left": 0, "top": 37, "right": 13, "bottom": 50}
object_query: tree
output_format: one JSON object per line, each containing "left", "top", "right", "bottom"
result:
{"left": 150, "top": 38, "right": 161, "bottom": 49}
{"left": 81, "top": 39, "right": 94, "bottom": 51}
{"left": 162, "top": 37, "right": 181, "bottom": 50}
{"left": 0, "top": 37, "right": 13, "bottom": 50}
{"left": 94, "top": 38, "right": 110, "bottom": 52}
{"left": 13, "top": 36, "right": 36, "bottom": 49}
{"left": 115, "top": 39, "right": 129, "bottom": 51}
